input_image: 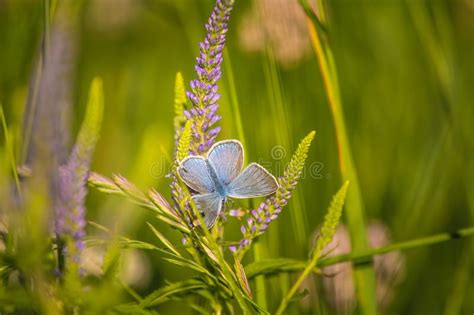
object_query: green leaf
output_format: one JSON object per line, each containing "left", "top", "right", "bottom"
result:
{"left": 102, "top": 243, "right": 122, "bottom": 279}
{"left": 139, "top": 279, "right": 207, "bottom": 308}
{"left": 119, "top": 239, "right": 157, "bottom": 251}
{"left": 148, "top": 188, "right": 179, "bottom": 220}
{"left": 113, "top": 174, "right": 147, "bottom": 202}
{"left": 190, "top": 303, "right": 213, "bottom": 315}
{"left": 88, "top": 173, "right": 190, "bottom": 233}
{"left": 161, "top": 258, "right": 217, "bottom": 280}
{"left": 289, "top": 288, "right": 309, "bottom": 303}
{"left": 234, "top": 258, "right": 252, "bottom": 297}
{"left": 114, "top": 303, "right": 159, "bottom": 315}
{"left": 243, "top": 295, "right": 271, "bottom": 315}
{"left": 245, "top": 258, "right": 317, "bottom": 279}
{"left": 0, "top": 104, "right": 21, "bottom": 197}
{"left": 147, "top": 222, "right": 182, "bottom": 257}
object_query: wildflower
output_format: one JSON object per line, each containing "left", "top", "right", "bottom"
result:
{"left": 20, "top": 0, "right": 86, "bottom": 272}
{"left": 235, "top": 131, "right": 315, "bottom": 254}
{"left": 24, "top": 1, "right": 78, "bottom": 168}
{"left": 185, "top": 0, "right": 234, "bottom": 154}
{"left": 56, "top": 79, "right": 103, "bottom": 269}
{"left": 171, "top": 0, "right": 235, "bottom": 224}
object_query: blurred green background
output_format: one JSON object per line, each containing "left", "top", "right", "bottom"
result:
{"left": 1, "top": 0, "right": 473, "bottom": 314}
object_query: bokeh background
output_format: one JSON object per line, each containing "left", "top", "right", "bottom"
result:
{"left": 1, "top": 0, "right": 473, "bottom": 314}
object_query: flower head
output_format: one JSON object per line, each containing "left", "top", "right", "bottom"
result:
{"left": 170, "top": 0, "right": 235, "bottom": 225}
{"left": 56, "top": 79, "right": 103, "bottom": 270}
{"left": 185, "top": 0, "right": 235, "bottom": 154}
{"left": 234, "top": 131, "right": 315, "bottom": 255}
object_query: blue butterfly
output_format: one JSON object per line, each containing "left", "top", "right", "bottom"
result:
{"left": 178, "top": 140, "right": 279, "bottom": 228}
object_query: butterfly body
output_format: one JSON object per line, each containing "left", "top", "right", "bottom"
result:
{"left": 178, "top": 140, "right": 278, "bottom": 228}
{"left": 205, "top": 161, "right": 228, "bottom": 198}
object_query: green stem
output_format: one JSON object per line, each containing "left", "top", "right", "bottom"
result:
{"left": 56, "top": 236, "right": 65, "bottom": 276}
{"left": 43, "top": 0, "right": 50, "bottom": 63}
{"left": 252, "top": 239, "right": 268, "bottom": 310}
{"left": 319, "top": 226, "right": 474, "bottom": 267}
{"left": 245, "top": 226, "right": 474, "bottom": 278}
{"left": 224, "top": 49, "right": 268, "bottom": 311}
{"left": 0, "top": 105, "right": 22, "bottom": 198}
{"left": 223, "top": 49, "right": 246, "bottom": 151}
{"left": 275, "top": 240, "right": 324, "bottom": 314}
{"left": 262, "top": 45, "right": 308, "bottom": 253}
{"left": 186, "top": 188, "right": 251, "bottom": 314}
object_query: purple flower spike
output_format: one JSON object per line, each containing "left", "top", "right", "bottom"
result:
{"left": 229, "top": 209, "right": 244, "bottom": 217}
{"left": 209, "top": 126, "right": 221, "bottom": 137}
{"left": 209, "top": 115, "right": 221, "bottom": 126}
{"left": 184, "top": 110, "right": 191, "bottom": 119}
{"left": 185, "top": 0, "right": 235, "bottom": 153}
{"left": 54, "top": 78, "right": 103, "bottom": 274}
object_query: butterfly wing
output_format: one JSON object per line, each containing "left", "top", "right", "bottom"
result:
{"left": 192, "top": 193, "right": 224, "bottom": 228}
{"left": 178, "top": 156, "right": 215, "bottom": 194}
{"left": 207, "top": 140, "right": 244, "bottom": 186}
{"left": 227, "top": 163, "right": 279, "bottom": 198}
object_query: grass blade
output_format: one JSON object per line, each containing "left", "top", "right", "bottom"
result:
{"left": 301, "top": 1, "right": 378, "bottom": 313}
{"left": 146, "top": 222, "right": 182, "bottom": 257}
{"left": 0, "top": 104, "right": 21, "bottom": 198}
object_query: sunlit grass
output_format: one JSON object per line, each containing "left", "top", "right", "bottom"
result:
{"left": 0, "top": 0, "right": 473, "bottom": 314}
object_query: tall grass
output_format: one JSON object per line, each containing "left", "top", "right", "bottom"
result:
{"left": 301, "top": 1, "right": 377, "bottom": 313}
{"left": 1, "top": 0, "right": 474, "bottom": 314}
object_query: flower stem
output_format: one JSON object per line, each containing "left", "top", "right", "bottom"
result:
{"left": 253, "top": 238, "right": 268, "bottom": 310}
{"left": 43, "top": 0, "right": 50, "bottom": 63}
{"left": 223, "top": 49, "right": 246, "bottom": 150}
{"left": 187, "top": 188, "right": 251, "bottom": 314}
{"left": 319, "top": 226, "right": 474, "bottom": 267}
{"left": 0, "top": 105, "right": 22, "bottom": 199}
{"left": 244, "top": 226, "right": 474, "bottom": 277}
{"left": 275, "top": 240, "right": 323, "bottom": 315}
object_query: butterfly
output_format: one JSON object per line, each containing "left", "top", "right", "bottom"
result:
{"left": 178, "top": 140, "right": 279, "bottom": 228}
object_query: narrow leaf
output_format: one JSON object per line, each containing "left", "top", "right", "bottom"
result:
{"left": 234, "top": 258, "right": 252, "bottom": 298}
{"left": 139, "top": 279, "right": 207, "bottom": 308}
{"left": 245, "top": 258, "right": 316, "bottom": 279}
{"left": 147, "top": 222, "right": 182, "bottom": 257}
